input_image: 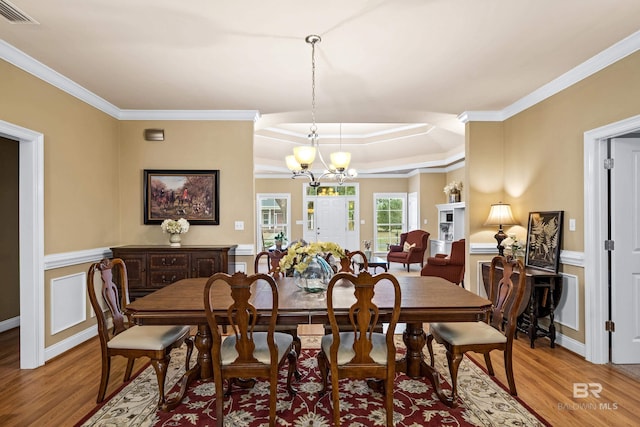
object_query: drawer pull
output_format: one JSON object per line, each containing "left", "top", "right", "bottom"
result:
{"left": 161, "top": 275, "right": 177, "bottom": 284}
{"left": 161, "top": 257, "right": 177, "bottom": 266}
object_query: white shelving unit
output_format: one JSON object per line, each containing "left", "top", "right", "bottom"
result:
{"left": 430, "top": 202, "right": 465, "bottom": 256}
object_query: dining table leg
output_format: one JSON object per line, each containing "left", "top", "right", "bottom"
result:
{"left": 160, "top": 324, "right": 213, "bottom": 411}
{"left": 395, "top": 322, "right": 456, "bottom": 407}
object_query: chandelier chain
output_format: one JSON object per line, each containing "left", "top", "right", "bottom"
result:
{"left": 310, "top": 37, "right": 317, "bottom": 134}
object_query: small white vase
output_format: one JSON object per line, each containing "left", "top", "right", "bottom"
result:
{"left": 169, "top": 233, "right": 182, "bottom": 247}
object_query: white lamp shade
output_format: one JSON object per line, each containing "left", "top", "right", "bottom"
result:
{"left": 330, "top": 151, "right": 351, "bottom": 170}
{"left": 484, "top": 203, "right": 517, "bottom": 226}
{"left": 293, "top": 145, "right": 316, "bottom": 167}
{"left": 285, "top": 155, "right": 302, "bottom": 171}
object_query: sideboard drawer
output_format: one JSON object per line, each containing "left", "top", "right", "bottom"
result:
{"left": 149, "top": 270, "right": 189, "bottom": 288}
{"left": 149, "top": 253, "right": 189, "bottom": 270}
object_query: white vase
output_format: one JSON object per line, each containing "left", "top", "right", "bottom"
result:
{"left": 169, "top": 233, "right": 182, "bottom": 247}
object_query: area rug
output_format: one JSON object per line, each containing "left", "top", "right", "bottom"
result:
{"left": 77, "top": 336, "right": 549, "bottom": 426}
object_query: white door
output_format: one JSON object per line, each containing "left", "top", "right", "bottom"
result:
{"left": 315, "top": 197, "right": 348, "bottom": 248}
{"left": 611, "top": 137, "right": 640, "bottom": 363}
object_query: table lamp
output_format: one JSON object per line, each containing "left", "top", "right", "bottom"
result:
{"left": 484, "top": 202, "right": 518, "bottom": 256}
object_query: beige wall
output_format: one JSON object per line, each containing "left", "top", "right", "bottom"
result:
{"left": 255, "top": 176, "right": 452, "bottom": 257}
{"left": 1, "top": 59, "right": 256, "bottom": 346}
{"left": 117, "top": 120, "right": 255, "bottom": 249}
{"left": 467, "top": 50, "right": 640, "bottom": 344}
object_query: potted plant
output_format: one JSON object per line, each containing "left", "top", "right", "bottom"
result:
{"left": 274, "top": 231, "right": 287, "bottom": 250}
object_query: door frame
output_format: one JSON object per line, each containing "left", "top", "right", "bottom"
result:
{"left": 0, "top": 120, "right": 45, "bottom": 369}
{"left": 584, "top": 113, "right": 640, "bottom": 364}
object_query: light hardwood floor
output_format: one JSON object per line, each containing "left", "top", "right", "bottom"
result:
{"left": 1, "top": 325, "right": 639, "bottom": 426}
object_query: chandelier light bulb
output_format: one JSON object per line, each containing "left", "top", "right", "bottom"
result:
{"left": 330, "top": 151, "right": 351, "bottom": 171}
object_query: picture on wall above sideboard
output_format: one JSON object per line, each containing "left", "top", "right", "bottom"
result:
{"left": 143, "top": 169, "right": 220, "bottom": 225}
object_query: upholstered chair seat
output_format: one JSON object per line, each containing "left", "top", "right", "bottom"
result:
{"left": 320, "top": 332, "right": 389, "bottom": 365}
{"left": 221, "top": 332, "right": 294, "bottom": 365}
{"left": 429, "top": 322, "right": 507, "bottom": 346}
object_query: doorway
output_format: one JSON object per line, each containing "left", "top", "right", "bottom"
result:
{"left": 302, "top": 183, "right": 359, "bottom": 250}
{"left": 584, "top": 114, "right": 640, "bottom": 364}
{"left": 0, "top": 120, "right": 45, "bottom": 369}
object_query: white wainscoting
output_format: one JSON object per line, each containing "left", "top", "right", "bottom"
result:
{"left": 556, "top": 273, "right": 579, "bottom": 330}
{"left": 50, "top": 272, "right": 87, "bottom": 335}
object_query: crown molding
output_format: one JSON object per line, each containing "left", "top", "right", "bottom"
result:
{"left": 0, "top": 40, "right": 259, "bottom": 122}
{"left": 118, "top": 109, "right": 260, "bottom": 121}
{"left": 0, "top": 40, "right": 121, "bottom": 118}
{"left": 460, "top": 29, "right": 640, "bottom": 123}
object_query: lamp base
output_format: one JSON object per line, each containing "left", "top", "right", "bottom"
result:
{"left": 494, "top": 229, "right": 507, "bottom": 257}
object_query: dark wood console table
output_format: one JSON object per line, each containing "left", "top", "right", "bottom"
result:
{"left": 111, "top": 245, "right": 236, "bottom": 300}
{"left": 481, "top": 262, "right": 562, "bottom": 348}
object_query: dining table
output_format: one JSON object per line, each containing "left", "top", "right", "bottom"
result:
{"left": 125, "top": 274, "right": 492, "bottom": 410}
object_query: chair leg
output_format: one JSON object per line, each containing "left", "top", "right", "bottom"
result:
{"left": 215, "top": 376, "right": 225, "bottom": 427}
{"left": 269, "top": 372, "right": 278, "bottom": 427}
{"left": 385, "top": 377, "right": 394, "bottom": 427}
{"left": 504, "top": 347, "right": 517, "bottom": 395}
{"left": 96, "top": 355, "right": 112, "bottom": 403}
{"left": 317, "top": 349, "right": 329, "bottom": 394}
{"left": 150, "top": 354, "right": 171, "bottom": 408}
{"left": 184, "top": 337, "right": 194, "bottom": 372}
{"left": 426, "top": 333, "right": 435, "bottom": 367}
{"left": 123, "top": 357, "right": 135, "bottom": 381}
{"left": 446, "top": 350, "right": 463, "bottom": 407}
{"left": 483, "top": 352, "right": 495, "bottom": 376}
{"left": 331, "top": 367, "right": 341, "bottom": 427}
{"left": 286, "top": 350, "right": 298, "bottom": 395}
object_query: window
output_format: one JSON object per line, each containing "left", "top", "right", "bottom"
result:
{"left": 256, "top": 194, "right": 290, "bottom": 251}
{"left": 373, "top": 193, "right": 407, "bottom": 253}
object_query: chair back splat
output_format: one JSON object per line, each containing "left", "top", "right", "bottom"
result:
{"left": 204, "top": 272, "right": 298, "bottom": 427}
{"left": 317, "top": 271, "right": 401, "bottom": 427}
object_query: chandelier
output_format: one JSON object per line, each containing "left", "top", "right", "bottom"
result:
{"left": 285, "top": 35, "right": 357, "bottom": 187}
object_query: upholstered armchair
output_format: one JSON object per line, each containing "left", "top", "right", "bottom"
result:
{"left": 420, "top": 239, "right": 465, "bottom": 286}
{"left": 386, "top": 229, "right": 430, "bottom": 272}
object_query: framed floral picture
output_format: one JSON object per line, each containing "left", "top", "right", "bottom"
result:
{"left": 143, "top": 169, "right": 219, "bottom": 225}
{"left": 524, "top": 211, "right": 564, "bottom": 272}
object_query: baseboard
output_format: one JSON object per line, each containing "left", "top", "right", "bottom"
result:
{"left": 0, "top": 316, "right": 20, "bottom": 333}
{"left": 44, "top": 325, "right": 97, "bottom": 362}
{"left": 554, "top": 332, "right": 586, "bottom": 357}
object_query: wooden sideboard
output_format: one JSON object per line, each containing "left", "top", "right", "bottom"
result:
{"left": 481, "top": 262, "right": 562, "bottom": 348}
{"left": 111, "top": 245, "right": 236, "bottom": 300}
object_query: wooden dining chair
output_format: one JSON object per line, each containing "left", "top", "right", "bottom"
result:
{"left": 254, "top": 249, "right": 287, "bottom": 277}
{"left": 339, "top": 249, "right": 369, "bottom": 273}
{"left": 317, "top": 271, "right": 402, "bottom": 427}
{"left": 253, "top": 251, "right": 302, "bottom": 358}
{"left": 426, "top": 255, "right": 526, "bottom": 406}
{"left": 204, "top": 272, "right": 298, "bottom": 427}
{"left": 87, "top": 258, "right": 193, "bottom": 407}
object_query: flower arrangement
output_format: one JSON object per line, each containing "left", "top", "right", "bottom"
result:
{"left": 274, "top": 231, "right": 287, "bottom": 242}
{"left": 160, "top": 218, "right": 190, "bottom": 234}
{"left": 443, "top": 181, "right": 463, "bottom": 195}
{"left": 362, "top": 240, "right": 372, "bottom": 250}
{"left": 502, "top": 234, "right": 525, "bottom": 258}
{"left": 279, "top": 241, "right": 345, "bottom": 274}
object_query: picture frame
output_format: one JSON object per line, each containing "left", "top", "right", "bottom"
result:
{"left": 143, "top": 169, "right": 219, "bottom": 225}
{"left": 525, "top": 210, "right": 564, "bottom": 272}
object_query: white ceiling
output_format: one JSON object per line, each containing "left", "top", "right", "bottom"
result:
{"left": 1, "top": 0, "right": 639, "bottom": 176}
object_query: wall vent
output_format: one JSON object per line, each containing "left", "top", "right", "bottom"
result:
{"left": 0, "top": 0, "right": 38, "bottom": 24}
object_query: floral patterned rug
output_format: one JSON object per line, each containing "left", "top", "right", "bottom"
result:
{"left": 76, "top": 336, "right": 549, "bottom": 427}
